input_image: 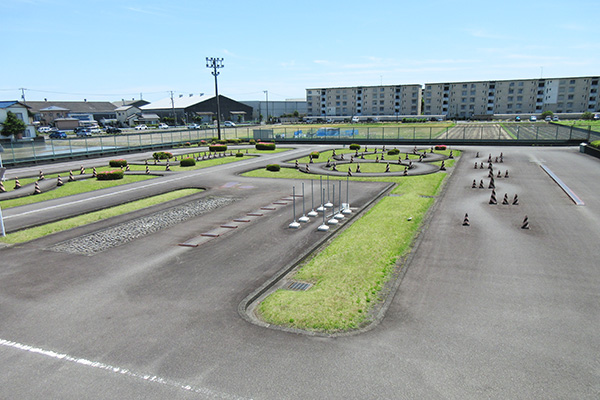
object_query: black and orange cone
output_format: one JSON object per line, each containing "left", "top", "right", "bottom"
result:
{"left": 38, "top": 170, "right": 45, "bottom": 180}
{"left": 68, "top": 170, "right": 75, "bottom": 182}
{"left": 488, "top": 176, "right": 495, "bottom": 189}
{"left": 385, "top": 163, "right": 390, "bottom": 173}
{"left": 512, "top": 194, "right": 519, "bottom": 205}
{"left": 505, "top": 170, "right": 509, "bottom": 178}
{"left": 57, "top": 175, "right": 63, "bottom": 186}
{"left": 479, "top": 179, "right": 484, "bottom": 189}
{"left": 0, "top": 181, "right": 5, "bottom": 192}
{"left": 440, "top": 160, "right": 446, "bottom": 171}
{"left": 14, "top": 177, "right": 21, "bottom": 189}
{"left": 33, "top": 181, "right": 41, "bottom": 195}
{"left": 80, "top": 165, "right": 85, "bottom": 175}
{"left": 472, "top": 179, "right": 477, "bottom": 188}
{"left": 462, "top": 213, "right": 470, "bottom": 226}
{"left": 489, "top": 189, "right": 497, "bottom": 205}
{"left": 521, "top": 215, "right": 530, "bottom": 229}
{"left": 502, "top": 193, "right": 509, "bottom": 205}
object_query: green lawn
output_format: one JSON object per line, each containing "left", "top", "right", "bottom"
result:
{"left": 555, "top": 120, "right": 600, "bottom": 133}
{"left": 0, "top": 189, "right": 202, "bottom": 244}
{"left": 257, "top": 177, "right": 444, "bottom": 332}
{"left": 1, "top": 174, "right": 154, "bottom": 209}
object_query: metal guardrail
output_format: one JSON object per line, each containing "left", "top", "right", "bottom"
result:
{"left": 1, "top": 124, "right": 597, "bottom": 166}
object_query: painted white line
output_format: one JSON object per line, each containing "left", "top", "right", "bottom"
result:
{"left": 0, "top": 338, "right": 251, "bottom": 399}
{"left": 4, "top": 148, "right": 311, "bottom": 220}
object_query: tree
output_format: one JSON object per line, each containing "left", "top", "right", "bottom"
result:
{"left": 541, "top": 110, "right": 553, "bottom": 119}
{"left": 581, "top": 111, "right": 594, "bottom": 120}
{"left": 1, "top": 111, "right": 27, "bottom": 138}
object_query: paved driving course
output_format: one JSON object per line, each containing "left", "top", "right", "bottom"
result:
{"left": 1, "top": 145, "right": 599, "bottom": 399}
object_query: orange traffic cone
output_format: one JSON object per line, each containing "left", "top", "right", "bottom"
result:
{"left": 521, "top": 215, "right": 530, "bottom": 229}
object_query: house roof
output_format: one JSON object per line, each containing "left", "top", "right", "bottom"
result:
{"left": 115, "top": 105, "right": 138, "bottom": 111}
{"left": 0, "top": 101, "right": 30, "bottom": 109}
{"left": 26, "top": 101, "right": 117, "bottom": 114}
{"left": 141, "top": 94, "right": 213, "bottom": 111}
{"left": 40, "top": 105, "right": 70, "bottom": 111}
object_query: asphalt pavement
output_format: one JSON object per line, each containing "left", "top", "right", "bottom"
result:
{"left": 1, "top": 145, "right": 599, "bottom": 399}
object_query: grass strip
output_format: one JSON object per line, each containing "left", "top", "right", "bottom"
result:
{"left": 1, "top": 175, "right": 154, "bottom": 209}
{"left": 0, "top": 189, "right": 202, "bottom": 244}
{"left": 257, "top": 185, "right": 441, "bottom": 332}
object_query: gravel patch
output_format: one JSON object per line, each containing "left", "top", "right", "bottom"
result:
{"left": 49, "top": 196, "right": 237, "bottom": 256}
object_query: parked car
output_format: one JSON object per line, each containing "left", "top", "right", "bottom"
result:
{"left": 158, "top": 123, "right": 169, "bottom": 129}
{"left": 545, "top": 116, "right": 552, "bottom": 121}
{"left": 105, "top": 127, "right": 121, "bottom": 134}
{"left": 552, "top": 116, "right": 560, "bottom": 121}
{"left": 351, "top": 116, "right": 360, "bottom": 123}
{"left": 515, "top": 116, "right": 521, "bottom": 121}
{"left": 76, "top": 128, "right": 92, "bottom": 137}
{"left": 49, "top": 131, "right": 67, "bottom": 139}
{"left": 38, "top": 126, "right": 52, "bottom": 133}
{"left": 529, "top": 116, "right": 537, "bottom": 122}
{"left": 135, "top": 124, "right": 148, "bottom": 130}
{"left": 223, "top": 121, "right": 236, "bottom": 127}
{"left": 90, "top": 127, "right": 102, "bottom": 134}
{"left": 187, "top": 123, "right": 200, "bottom": 130}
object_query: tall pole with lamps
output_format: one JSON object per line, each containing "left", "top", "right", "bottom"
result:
{"left": 206, "top": 57, "right": 224, "bottom": 140}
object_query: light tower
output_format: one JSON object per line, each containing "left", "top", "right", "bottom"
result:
{"left": 206, "top": 57, "right": 224, "bottom": 140}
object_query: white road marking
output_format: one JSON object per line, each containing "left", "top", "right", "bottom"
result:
{"left": 0, "top": 338, "right": 251, "bottom": 400}
{"left": 4, "top": 147, "right": 313, "bottom": 220}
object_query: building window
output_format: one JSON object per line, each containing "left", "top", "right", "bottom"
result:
{"left": 570, "top": 79, "right": 576, "bottom": 84}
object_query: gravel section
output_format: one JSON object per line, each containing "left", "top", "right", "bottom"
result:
{"left": 49, "top": 196, "right": 237, "bottom": 256}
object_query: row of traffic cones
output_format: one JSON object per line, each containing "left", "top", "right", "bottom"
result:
{"left": 488, "top": 190, "right": 519, "bottom": 205}
{"left": 463, "top": 213, "right": 529, "bottom": 229}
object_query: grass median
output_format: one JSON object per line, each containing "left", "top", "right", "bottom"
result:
{"left": 0, "top": 189, "right": 202, "bottom": 244}
{"left": 251, "top": 152, "right": 456, "bottom": 333}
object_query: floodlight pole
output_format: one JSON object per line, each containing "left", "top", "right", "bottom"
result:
{"left": 206, "top": 57, "right": 224, "bottom": 140}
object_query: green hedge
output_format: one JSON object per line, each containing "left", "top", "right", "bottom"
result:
{"left": 226, "top": 138, "right": 242, "bottom": 144}
{"left": 256, "top": 142, "right": 276, "bottom": 150}
{"left": 109, "top": 159, "right": 127, "bottom": 168}
{"left": 349, "top": 143, "right": 361, "bottom": 150}
{"left": 590, "top": 140, "right": 600, "bottom": 149}
{"left": 153, "top": 151, "right": 173, "bottom": 160}
{"left": 97, "top": 170, "right": 124, "bottom": 180}
{"left": 235, "top": 152, "right": 244, "bottom": 157}
{"left": 310, "top": 151, "right": 319, "bottom": 159}
{"left": 266, "top": 164, "right": 280, "bottom": 171}
{"left": 387, "top": 148, "right": 400, "bottom": 155}
{"left": 180, "top": 158, "right": 196, "bottom": 167}
{"left": 209, "top": 144, "right": 227, "bottom": 152}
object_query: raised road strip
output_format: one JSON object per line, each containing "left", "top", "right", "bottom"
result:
{"left": 540, "top": 164, "right": 585, "bottom": 206}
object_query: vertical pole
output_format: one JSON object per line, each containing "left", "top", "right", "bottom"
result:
{"left": 0, "top": 205, "right": 5, "bottom": 237}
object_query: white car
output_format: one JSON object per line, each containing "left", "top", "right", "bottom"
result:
{"left": 38, "top": 126, "right": 52, "bottom": 133}
{"left": 158, "top": 123, "right": 169, "bottom": 129}
{"left": 90, "top": 127, "right": 102, "bottom": 133}
{"left": 529, "top": 116, "right": 537, "bottom": 122}
{"left": 135, "top": 124, "right": 148, "bottom": 130}
{"left": 351, "top": 116, "right": 360, "bottom": 123}
{"left": 223, "top": 121, "right": 236, "bottom": 127}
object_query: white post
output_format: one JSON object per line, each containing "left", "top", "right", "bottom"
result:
{"left": 289, "top": 186, "right": 300, "bottom": 229}
{"left": 0, "top": 206, "right": 6, "bottom": 237}
{"left": 299, "top": 182, "right": 309, "bottom": 222}
{"left": 308, "top": 179, "right": 318, "bottom": 217}
{"left": 318, "top": 188, "right": 330, "bottom": 231}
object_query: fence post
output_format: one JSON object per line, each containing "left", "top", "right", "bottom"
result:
{"left": 31, "top": 140, "right": 37, "bottom": 162}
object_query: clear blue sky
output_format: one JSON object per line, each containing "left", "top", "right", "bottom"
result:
{"left": 1, "top": 0, "right": 598, "bottom": 103}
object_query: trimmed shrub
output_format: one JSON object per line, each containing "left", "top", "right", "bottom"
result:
{"left": 235, "top": 152, "right": 244, "bottom": 157}
{"left": 256, "top": 142, "right": 276, "bottom": 150}
{"left": 590, "top": 140, "right": 600, "bottom": 149}
{"left": 109, "top": 159, "right": 127, "bottom": 168}
{"left": 310, "top": 151, "right": 319, "bottom": 159}
{"left": 199, "top": 140, "right": 207, "bottom": 146}
{"left": 183, "top": 142, "right": 191, "bottom": 147}
{"left": 266, "top": 164, "right": 280, "bottom": 172}
{"left": 209, "top": 144, "right": 227, "bottom": 152}
{"left": 349, "top": 143, "right": 361, "bottom": 150}
{"left": 249, "top": 139, "right": 256, "bottom": 145}
{"left": 153, "top": 151, "right": 173, "bottom": 160}
{"left": 226, "top": 138, "right": 242, "bottom": 144}
{"left": 217, "top": 139, "right": 227, "bottom": 144}
{"left": 434, "top": 145, "right": 447, "bottom": 150}
{"left": 97, "top": 170, "right": 124, "bottom": 180}
{"left": 387, "top": 148, "right": 400, "bottom": 155}
{"left": 180, "top": 158, "right": 196, "bottom": 167}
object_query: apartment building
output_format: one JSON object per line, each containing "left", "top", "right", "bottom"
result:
{"left": 423, "top": 76, "right": 599, "bottom": 118}
{"left": 306, "top": 84, "right": 422, "bottom": 118}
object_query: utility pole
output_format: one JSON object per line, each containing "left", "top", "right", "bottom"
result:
{"left": 170, "top": 91, "right": 176, "bottom": 126}
{"left": 264, "top": 90, "right": 269, "bottom": 124}
{"left": 206, "top": 57, "right": 224, "bottom": 140}
{"left": 19, "top": 88, "right": 26, "bottom": 103}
